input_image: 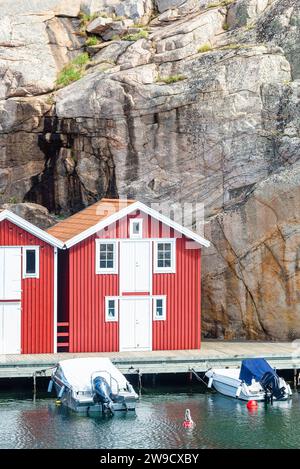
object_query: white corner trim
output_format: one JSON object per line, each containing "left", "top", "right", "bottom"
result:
{"left": 22, "top": 246, "right": 40, "bottom": 279}
{"left": 64, "top": 201, "right": 210, "bottom": 248}
{"left": 95, "top": 239, "right": 118, "bottom": 274}
{"left": 53, "top": 247, "right": 58, "bottom": 353}
{"left": 153, "top": 295, "right": 167, "bottom": 321}
{"left": 153, "top": 239, "right": 176, "bottom": 274}
{"left": 0, "top": 210, "right": 64, "bottom": 248}
{"left": 129, "top": 218, "right": 143, "bottom": 239}
{"left": 105, "top": 296, "right": 119, "bottom": 322}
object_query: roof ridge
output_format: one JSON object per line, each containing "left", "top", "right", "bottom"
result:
{"left": 46, "top": 198, "right": 136, "bottom": 243}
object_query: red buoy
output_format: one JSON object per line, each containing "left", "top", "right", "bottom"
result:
{"left": 247, "top": 400, "right": 258, "bottom": 410}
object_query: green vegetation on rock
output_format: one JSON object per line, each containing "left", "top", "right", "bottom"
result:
{"left": 122, "top": 29, "right": 149, "bottom": 41}
{"left": 85, "top": 36, "right": 101, "bottom": 46}
{"left": 156, "top": 74, "right": 187, "bottom": 84}
{"left": 56, "top": 53, "right": 90, "bottom": 88}
{"left": 198, "top": 43, "right": 213, "bottom": 53}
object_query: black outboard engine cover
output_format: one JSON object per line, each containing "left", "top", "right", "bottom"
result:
{"left": 93, "top": 376, "right": 113, "bottom": 406}
{"left": 260, "top": 371, "right": 286, "bottom": 401}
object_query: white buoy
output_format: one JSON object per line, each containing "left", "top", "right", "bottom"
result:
{"left": 183, "top": 409, "right": 194, "bottom": 428}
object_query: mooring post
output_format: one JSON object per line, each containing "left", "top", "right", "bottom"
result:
{"left": 33, "top": 372, "right": 37, "bottom": 401}
{"left": 137, "top": 369, "right": 142, "bottom": 397}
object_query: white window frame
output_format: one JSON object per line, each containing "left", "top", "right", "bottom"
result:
{"left": 105, "top": 297, "right": 119, "bottom": 322}
{"left": 153, "top": 296, "right": 166, "bottom": 321}
{"left": 22, "top": 246, "right": 40, "bottom": 279}
{"left": 129, "top": 218, "right": 143, "bottom": 239}
{"left": 95, "top": 240, "right": 118, "bottom": 274}
{"left": 153, "top": 239, "right": 176, "bottom": 273}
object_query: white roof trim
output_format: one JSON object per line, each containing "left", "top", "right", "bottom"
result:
{"left": 0, "top": 210, "right": 64, "bottom": 248}
{"left": 64, "top": 201, "right": 210, "bottom": 248}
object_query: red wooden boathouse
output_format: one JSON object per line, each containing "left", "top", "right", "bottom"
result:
{"left": 0, "top": 210, "right": 63, "bottom": 354}
{"left": 48, "top": 199, "right": 210, "bottom": 353}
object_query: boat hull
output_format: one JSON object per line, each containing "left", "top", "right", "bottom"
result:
{"left": 210, "top": 376, "right": 265, "bottom": 401}
{"left": 52, "top": 376, "right": 137, "bottom": 414}
{"left": 206, "top": 369, "right": 291, "bottom": 402}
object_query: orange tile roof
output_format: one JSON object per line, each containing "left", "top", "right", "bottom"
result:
{"left": 47, "top": 198, "right": 136, "bottom": 243}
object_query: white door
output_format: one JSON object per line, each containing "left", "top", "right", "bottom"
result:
{"left": 119, "top": 298, "right": 152, "bottom": 351}
{"left": 0, "top": 247, "right": 22, "bottom": 300}
{"left": 0, "top": 303, "right": 21, "bottom": 354}
{"left": 120, "top": 241, "right": 151, "bottom": 293}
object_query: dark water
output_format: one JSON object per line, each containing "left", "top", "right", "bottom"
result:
{"left": 0, "top": 391, "right": 300, "bottom": 449}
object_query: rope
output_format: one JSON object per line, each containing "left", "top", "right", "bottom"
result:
{"left": 189, "top": 368, "right": 208, "bottom": 387}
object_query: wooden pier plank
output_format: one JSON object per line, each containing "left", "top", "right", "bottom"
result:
{"left": 0, "top": 341, "right": 299, "bottom": 378}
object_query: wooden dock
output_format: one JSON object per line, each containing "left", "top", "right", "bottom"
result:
{"left": 0, "top": 341, "right": 299, "bottom": 379}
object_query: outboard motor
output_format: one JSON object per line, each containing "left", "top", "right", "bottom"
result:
{"left": 260, "top": 371, "right": 286, "bottom": 402}
{"left": 93, "top": 376, "right": 114, "bottom": 413}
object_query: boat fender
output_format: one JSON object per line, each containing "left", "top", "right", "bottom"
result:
{"left": 55, "top": 399, "right": 62, "bottom": 406}
{"left": 58, "top": 385, "right": 65, "bottom": 398}
{"left": 126, "top": 382, "right": 134, "bottom": 393}
{"left": 207, "top": 377, "right": 213, "bottom": 389}
{"left": 236, "top": 385, "right": 242, "bottom": 398}
{"left": 247, "top": 400, "right": 258, "bottom": 410}
{"left": 183, "top": 409, "right": 194, "bottom": 428}
{"left": 47, "top": 379, "right": 53, "bottom": 393}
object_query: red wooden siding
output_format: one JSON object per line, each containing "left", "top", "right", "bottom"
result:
{"left": 0, "top": 219, "right": 54, "bottom": 353}
{"left": 153, "top": 237, "right": 201, "bottom": 350}
{"left": 67, "top": 211, "right": 201, "bottom": 352}
{"left": 69, "top": 236, "right": 119, "bottom": 352}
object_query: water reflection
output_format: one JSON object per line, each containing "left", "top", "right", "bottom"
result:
{"left": 0, "top": 392, "right": 299, "bottom": 449}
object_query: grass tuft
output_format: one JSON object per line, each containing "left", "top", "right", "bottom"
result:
{"left": 208, "top": 0, "right": 235, "bottom": 8}
{"left": 156, "top": 74, "right": 186, "bottom": 84}
{"left": 85, "top": 36, "right": 101, "bottom": 46}
{"left": 198, "top": 43, "right": 213, "bottom": 53}
{"left": 56, "top": 53, "right": 90, "bottom": 88}
{"left": 122, "top": 29, "right": 149, "bottom": 41}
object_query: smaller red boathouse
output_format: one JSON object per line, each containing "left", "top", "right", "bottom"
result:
{"left": 0, "top": 210, "right": 63, "bottom": 354}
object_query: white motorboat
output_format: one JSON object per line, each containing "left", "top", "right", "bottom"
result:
{"left": 205, "top": 358, "right": 292, "bottom": 402}
{"left": 48, "top": 357, "right": 139, "bottom": 414}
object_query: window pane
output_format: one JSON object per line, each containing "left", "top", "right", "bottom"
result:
{"left": 158, "top": 260, "right": 164, "bottom": 267}
{"left": 157, "top": 243, "right": 164, "bottom": 251}
{"left": 164, "top": 251, "right": 171, "bottom": 260}
{"left": 107, "top": 300, "right": 116, "bottom": 318}
{"left": 164, "top": 243, "right": 171, "bottom": 251}
{"left": 133, "top": 222, "right": 140, "bottom": 234}
{"left": 158, "top": 252, "right": 164, "bottom": 260}
{"left": 99, "top": 243, "right": 115, "bottom": 270}
{"left": 155, "top": 299, "right": 164, "bottom": 318}
{"left": 26, "top": 250, "right": 36, "bottom": 274}
{"left": 164, "top": 259, "right": 171, "bottom": 267}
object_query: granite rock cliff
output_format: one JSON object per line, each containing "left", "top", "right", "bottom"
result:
{"left": 0, "top": 0, "right": 299, "bottom": 339}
